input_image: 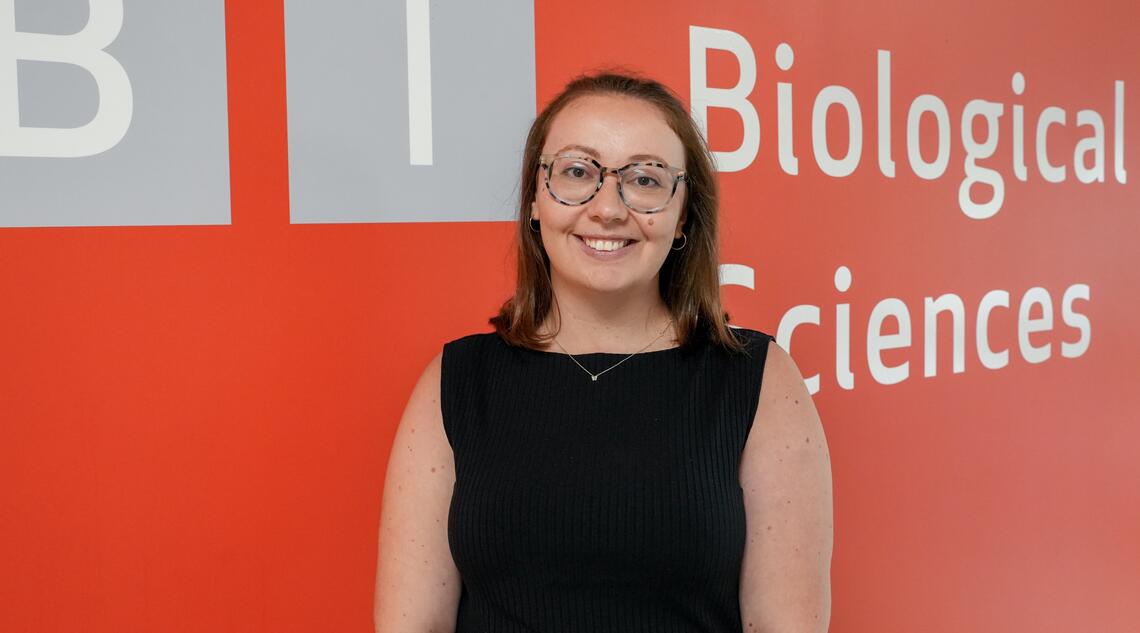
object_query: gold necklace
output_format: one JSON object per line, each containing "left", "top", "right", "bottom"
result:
{"left": 552, "top": 319, "right": 675, "bottom": 382}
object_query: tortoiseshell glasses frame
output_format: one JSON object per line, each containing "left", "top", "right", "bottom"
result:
{"left": 538, "top": 153, "right": 687, "bottom": 214}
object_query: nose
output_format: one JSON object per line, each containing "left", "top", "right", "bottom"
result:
{"left": 588, "top": 170, "right": 629, "bottom": 224}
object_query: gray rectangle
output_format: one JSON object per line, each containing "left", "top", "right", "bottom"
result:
{"left": 284, "top": 0, "right": 536, "bottom": 224}
{"left": 0, "top": 0, "right": 231, "bottom": 228}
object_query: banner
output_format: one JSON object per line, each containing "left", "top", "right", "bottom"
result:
{"left": 1, "top": 1, "right": 1136, "bottom": 631}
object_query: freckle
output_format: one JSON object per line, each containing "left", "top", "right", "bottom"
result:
{"left": 785, "top": 445, "right": 790, "bottom": 449}
{"left": 786, "top": 500, "right": 791, "bottom": 504}
{"left": 398, "top": 485, "right": 402, "bottom": 491}
{"left": 794, "top": 399, "right": 799, "bottom": 404}
{"left": 766, "top": 525, "right": 772, "bottom": 531}
{"left": 411, "top": 428, "right": 416, "bottom": 434}
{"left": 431, "top": 467, "right": 436, "bottom": 473}
{"left": 805, "top": 437, "right": 810, "bottom": 443}
{"left": 778, "top": 458, "right": 783, "bottom": 462}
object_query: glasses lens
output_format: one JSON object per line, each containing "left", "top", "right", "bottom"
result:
{"left": 620, "top": 164, "right": 674, "bottom": 212}
{"left": 548, "top": 156, "right": 601, "bottom": 203}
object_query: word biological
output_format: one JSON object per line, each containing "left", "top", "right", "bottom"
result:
{"left": 689, "top": 26, "right": 1128, "bottom": 219}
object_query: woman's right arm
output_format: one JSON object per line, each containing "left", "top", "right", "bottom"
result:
{"left": 373, "top": 351, "right": 462, "bottom": 633}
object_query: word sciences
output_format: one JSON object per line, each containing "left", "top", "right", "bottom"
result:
{"left": 721, "top": 265, "right": 1091, "bottom": 395}
{"left": 689, "top": 26, "right": 1129, "bottom": 219}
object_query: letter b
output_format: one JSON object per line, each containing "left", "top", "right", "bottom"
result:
{"left": 689, "top": 25, "right": 759, "bottom": 173}
{"left": 0, "top": 0, "right": 133, "bottom": 158}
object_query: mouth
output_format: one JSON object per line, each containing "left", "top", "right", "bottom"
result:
{"left": 574, "top": 234, "right": 638, "bottom": 253}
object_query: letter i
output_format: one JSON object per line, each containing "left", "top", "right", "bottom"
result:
{"left": 776, "top": 43, "right": 798, "bottom": 175}
{"left": 1115, "top": 80, "right": 1127, "bottom": 184}
{"left": 877, "top": 50, "right": 896, "bottom": 178}
{"left": 1012, "top": 72, "right": 1027, "bottom": 181}
{"left": 407, "top": 0, "right": 434, "bottom": 165}
{"left": 835, "top": 266, "right": 854, "bottom": 390}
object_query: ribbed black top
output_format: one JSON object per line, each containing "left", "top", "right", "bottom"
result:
{"left": 441, "top": 327, "right": 774, "bottom": 632}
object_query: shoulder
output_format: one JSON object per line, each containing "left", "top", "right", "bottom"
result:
{"left": 441, "top": 331, "right": 505, "bottom": 364}
{"left": 719, "top": 327, "right": 817, "bottom": 432}
{"left": 722, "top": 325, "right": 776, "bottom": 360}
{"left": 414, "top": 332, "right": 502, "bottom": 419}
{"left": 748, "top": 333, "right": 820, "bottom": 436}
{"left": 443, "top": 330, "right": 501, "bottom": 351}
{"left": 437, "top": 332, "right": 504, "bottom": 445}
{"left": 731, "top": 325, "right": 775, "bottom": 346}
{"left": 752, "top": 332, "right": 807, "bottom": 402}
{"left": 410, "top": 350, "right": 444, "bottom": 406}
{"left": 721, "top": 326, "right": 796, "bottom": 380}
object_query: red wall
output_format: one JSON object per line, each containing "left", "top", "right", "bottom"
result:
{"left": 1, "top": 1, "right": 1137, "bottom": 631}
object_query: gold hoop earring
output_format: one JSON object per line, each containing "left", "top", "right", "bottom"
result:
{"left": 671, "top": 233, "right": 687, "bottom": 251}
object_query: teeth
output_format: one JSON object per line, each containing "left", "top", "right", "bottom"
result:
{"left": 582, "top": 237, "right": 631, "bottom": 252}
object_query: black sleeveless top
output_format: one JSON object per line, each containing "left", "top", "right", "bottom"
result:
{"left": 441, "top": 327, "right": 774, "bottom": 632}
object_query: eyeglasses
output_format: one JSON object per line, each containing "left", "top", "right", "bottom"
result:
{"left": 539, "top": 154, "right": 686, "bottom": 214}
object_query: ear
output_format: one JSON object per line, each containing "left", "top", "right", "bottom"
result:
{"left": 530, "top": 200, "right": 538, "bottom": 220}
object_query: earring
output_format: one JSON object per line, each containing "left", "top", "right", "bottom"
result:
{"left": 671, "top": 233, "right": 687, "bottom": 251}
{"left": 530, "top": 217, "right": 540, "bottom": 233}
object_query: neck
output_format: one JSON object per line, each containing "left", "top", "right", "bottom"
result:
{"left": 539, "top": 274, "right": 677, "bottom": 353}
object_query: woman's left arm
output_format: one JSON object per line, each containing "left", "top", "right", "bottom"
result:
{"left": 739, "top": 339, "right": 834, "bottom": 633}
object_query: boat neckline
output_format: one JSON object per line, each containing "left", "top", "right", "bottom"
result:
{"left": 516, "top": 344, "right": 685, "bottom": 357}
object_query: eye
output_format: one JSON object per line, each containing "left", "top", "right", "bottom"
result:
{"left": 625, "top": 167, "right": 665, "bottom": 189}
{"left": 555, "top": 158, "right": 595, "bottom": 180}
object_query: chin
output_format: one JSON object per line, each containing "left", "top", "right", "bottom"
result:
{"left": 581, "top": 273, "right": 649, "bottom": 293}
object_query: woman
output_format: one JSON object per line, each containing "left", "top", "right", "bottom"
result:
{"left": 374, "top": 72, "right": 833, "bottom": 632}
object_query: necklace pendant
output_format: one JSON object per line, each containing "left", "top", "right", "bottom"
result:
{"left": 591, "top": 375, "right": 598, "bottom": 382}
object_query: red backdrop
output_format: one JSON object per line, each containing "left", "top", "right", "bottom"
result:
{"left": 1, "top": 1, "right": 1137, "bottom": 631}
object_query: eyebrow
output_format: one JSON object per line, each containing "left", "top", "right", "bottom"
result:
{"left": 555, "top": 144, "right": 673, "bottom": 165}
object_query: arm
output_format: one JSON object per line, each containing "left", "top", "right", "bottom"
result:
{"left": 739, "top": 340, "right": 834, "bottom": 633}
{"left": 373, "top": 351, "right": 462, "bottom": 633}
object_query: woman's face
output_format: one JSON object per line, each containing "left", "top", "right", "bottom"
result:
{"left": 532, "top": 94, "right": 687, "bottom": 297}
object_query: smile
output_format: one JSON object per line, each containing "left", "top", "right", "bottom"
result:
{"left": 583, "top": 237, "right": 631, "bottom": 251}
{"left": 574, "top": 235, "right": 637, "bottom": 259}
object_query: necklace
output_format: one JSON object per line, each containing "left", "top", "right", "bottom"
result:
{"left": 551, "top": 318, "right": 675, "bottom": 382}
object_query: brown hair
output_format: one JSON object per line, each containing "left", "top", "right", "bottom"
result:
{"left": 489, "top": 69, "right": 746, "bottom": 354}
